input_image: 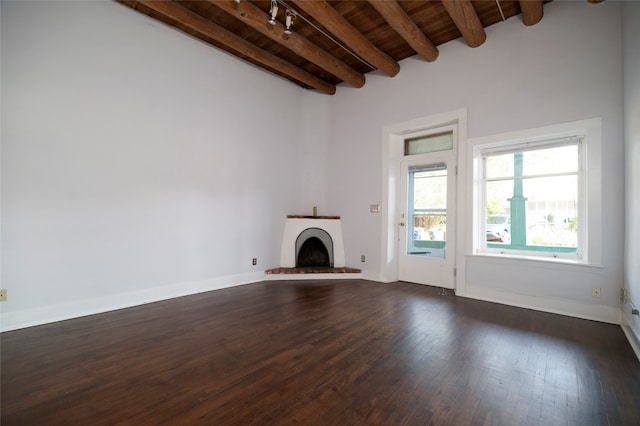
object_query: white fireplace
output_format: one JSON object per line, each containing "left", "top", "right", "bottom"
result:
{"left": 280, "top": 216, "right": 346, "bottom": 268}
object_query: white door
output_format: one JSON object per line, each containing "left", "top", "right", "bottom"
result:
{"left": 398, "top": 152, "right": 456, "bottom": 288}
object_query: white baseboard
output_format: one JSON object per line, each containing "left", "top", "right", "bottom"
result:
{"left": 361, "top": 270, "right": 380, "bottom": 282}
{"left": 621, "top": 299, "right": 640, "bottom": 362}
{"left": 0, "top": 271, "right": 265, "bottom": 332}
{"left": 458, "top": 286, "right": 622, "bottom": 324}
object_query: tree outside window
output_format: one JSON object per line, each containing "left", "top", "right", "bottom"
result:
{"left": 481, "top": 141, "right": 581, "bottom": 257}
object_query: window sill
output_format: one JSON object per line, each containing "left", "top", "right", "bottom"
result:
{"left": 467, "top": 251, "right": 604, "bottom": 270}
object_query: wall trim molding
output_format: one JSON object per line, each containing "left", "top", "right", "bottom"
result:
{"left": 457, "top": 285, "right": 621, "bottom": 324}
{"left": 621, "top": 299, "right": 640, "bottom": 361}
{"left": 0, "top": 272, "right": 264, "bottom": 332}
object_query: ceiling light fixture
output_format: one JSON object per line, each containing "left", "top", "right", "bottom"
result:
{"left": 284, "top": 9, "right": 296, "bottom": 35}
{"left": 264, "top": 0, "right": 374, "bottom": 71}
{"left": 268, "top": 0, "right": 279, "bottom": 25}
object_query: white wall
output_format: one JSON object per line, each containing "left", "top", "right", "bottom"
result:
{"left": 0, "top": 1, "right": 327, "bottom": 330}
{"left": 325, "top": 1, "right": 624, "bottom": 322}
{"left": 622, "top": 1, "right": 640, "bottom": 351}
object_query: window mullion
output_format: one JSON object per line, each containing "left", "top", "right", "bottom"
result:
{"left": 485, "top": 170, "right": 578, "bottom": 183}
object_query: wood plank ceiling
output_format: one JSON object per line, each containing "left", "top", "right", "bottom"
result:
{"left": 118, "top": 0, "right": 556, "bottom": 95}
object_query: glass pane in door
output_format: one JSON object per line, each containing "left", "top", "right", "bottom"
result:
{"left": 407, "top": 164, "right": 447, "bottom": 259}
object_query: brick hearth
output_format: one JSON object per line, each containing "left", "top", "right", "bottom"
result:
{"left": 265, "top": 267, "right": 361, "bottom": 274}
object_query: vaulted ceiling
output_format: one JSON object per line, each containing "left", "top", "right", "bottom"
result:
{"left": 118, "top": 0, "right": 567, "bottom": 95}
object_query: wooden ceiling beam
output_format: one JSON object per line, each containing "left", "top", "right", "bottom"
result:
{"left": 136, "top": 0, "right": 336, "bottom": 95}
{"left": 290, "top": 0, "right": 400, "bottom": 77}
{"left": 209, "top": 0, "right": 365, "bottom": 88}
{"left": 368, "top": 0, "right": 438, "bottom": 62}
{"left": 441, "top": 0, "right": 487, "bottom": 48}
{"left": 519, "top": 0, "right": 543, "bottom": 26}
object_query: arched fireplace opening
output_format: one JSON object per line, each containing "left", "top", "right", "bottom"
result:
{"left": 295, "top": 227, "right": 334, "bottom": 268}
{"left": 297, "top": 237, "right": 330, "bottom": 268}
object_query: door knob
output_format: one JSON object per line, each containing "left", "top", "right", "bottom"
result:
{"left": 400, "top": 222, "right": 405, "bottom": 227}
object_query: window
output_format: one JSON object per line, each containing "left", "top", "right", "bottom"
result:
{"left": 407, "top": 163, "right": 447, "bottom": 259}
{"left": 471, "top": 118, "right": 601, "bottom": 265}
{"left": 405, "top": 131, "right": 453, "bottom": 155}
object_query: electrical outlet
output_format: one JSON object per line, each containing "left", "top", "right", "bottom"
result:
{"left": 361, "top": 255, "right": 366, "bottom": 263}
{"left": 252, "top": 258, "right": 257, "bottom": 266}
{"left": 591, "top": 287, "right": 601, "bottom": 298}
{"left": 0, "top": 289, "right": 7, "bottom": 302}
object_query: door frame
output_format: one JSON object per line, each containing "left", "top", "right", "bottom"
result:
{"left": 380, "top": 109, "right": 467, "bottom": 292}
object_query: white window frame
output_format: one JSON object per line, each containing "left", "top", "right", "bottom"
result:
{"left": 469, "top": 118, "right": 602, "bottom": 266}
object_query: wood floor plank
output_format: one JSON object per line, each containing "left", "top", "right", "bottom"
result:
{"left": 2, "top": 280, "right": 639, "bottom": 425}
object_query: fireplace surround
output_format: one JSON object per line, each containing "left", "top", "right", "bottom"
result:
{"left": 265, "top": 215, "right": 361, "bottom": 277}
{"left": 279, "top": 215, "right": 346, "bottom": 268}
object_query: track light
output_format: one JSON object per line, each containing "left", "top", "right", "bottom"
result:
{"left": 267, "top": 1, "right": 296, "bottom": 35}
{"left": 284, "top": 9, "right": 296, "bottom": 35}
{"left": 268, "top": 0, "right": 279, "bottom": 25}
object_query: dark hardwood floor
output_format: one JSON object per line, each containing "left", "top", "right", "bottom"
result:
{"left": 2, "top": 280, "right": 639, "bottom": 425}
